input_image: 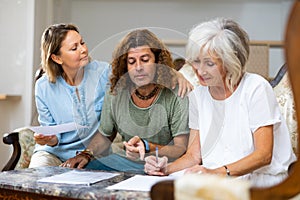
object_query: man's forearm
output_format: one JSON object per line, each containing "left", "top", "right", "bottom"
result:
{"left": 88, "top": 132, "right": 112, "bottom": 157}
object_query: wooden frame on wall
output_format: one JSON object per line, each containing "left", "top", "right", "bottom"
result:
{"left": 163, "top": 39, "right": 284, "bottom": 48}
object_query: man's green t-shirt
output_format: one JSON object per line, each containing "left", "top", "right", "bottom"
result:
{"left": 99, "top": 87, "right": 189, "bottom": 146}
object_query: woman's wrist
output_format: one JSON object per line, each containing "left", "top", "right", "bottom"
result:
{"left": 214, "top": 165, "right": 231, "bottom": 176}
{"left": 223, "top": 165, "right": 231, "bottom": 176}
{"left": 76, "top": 149, "right": 94, "bottom": 161}
{"left": 47, "top": 137, "right": 58, "bottom": 147}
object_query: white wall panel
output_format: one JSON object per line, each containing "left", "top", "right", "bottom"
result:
{"left": 0, "top": 0, "right": 35, "bottom": 170}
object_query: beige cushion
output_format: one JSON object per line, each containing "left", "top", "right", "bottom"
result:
{"left": 273, "top": 72, "right": 298, "bottom": 155}
{"left": 13, "top": 128, "right": 35, "bottom": 169}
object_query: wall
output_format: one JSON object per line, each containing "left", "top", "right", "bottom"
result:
{"left": 0, "top": 0, "right": 35, "bottom": 170}
{"left": 0, "top": 0, "right": 54, "bottom": 170}
{"left": 58, "top": 0, "right": 294, "bottom": 77}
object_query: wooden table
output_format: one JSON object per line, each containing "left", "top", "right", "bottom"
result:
{"left": 0, "top": 166, "right": 150, "bottom": 199}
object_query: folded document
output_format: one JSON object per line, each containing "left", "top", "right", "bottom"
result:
{"left": 28, "top": 122, "right": 88, "bottom": 136}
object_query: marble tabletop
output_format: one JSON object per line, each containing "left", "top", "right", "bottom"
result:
{"left": 0, "top": 166, "right": 150, "bottom": 199}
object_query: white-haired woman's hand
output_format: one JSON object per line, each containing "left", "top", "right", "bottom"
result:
{"left": 144, "top": 155, "right": 168, "bottom": 176}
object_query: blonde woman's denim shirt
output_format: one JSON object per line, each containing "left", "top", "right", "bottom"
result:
{"left": 34, "top": 60, "right": 111, "bottom": 161}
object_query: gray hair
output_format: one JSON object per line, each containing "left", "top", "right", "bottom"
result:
{"left": 186, "top": 18, "right": 250, "bottom": 92}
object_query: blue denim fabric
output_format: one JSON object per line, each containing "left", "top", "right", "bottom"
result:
{"left": 86, "top": 154, "right": 145, "bottom": 174}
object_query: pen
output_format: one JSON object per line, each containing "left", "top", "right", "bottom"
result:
{"left": 155, "top": 146, "right": 158, "bottom": 163}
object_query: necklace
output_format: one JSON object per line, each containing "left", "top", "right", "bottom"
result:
{"left": 135, "top": 86, "right": 159, "bottom": 100}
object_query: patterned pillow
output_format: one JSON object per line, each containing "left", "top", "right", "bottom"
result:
{"left": 273, "top": 72, "right": 298, "bottom": 155}
{"left": 13, "top": 128, "right": 35, "bottom": 169}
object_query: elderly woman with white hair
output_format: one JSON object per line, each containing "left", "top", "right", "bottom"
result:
{"left": 144, "top": 17, "right": 296, "bottom": 188}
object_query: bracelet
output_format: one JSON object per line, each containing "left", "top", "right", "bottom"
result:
{"left": 76, "top": 149, "right": 94, "bottom": 161}
{"left": 141, "top": 139, "right": 150, "bottom": 153}
{"left": 223, "top": 165, "right": 230, "bottom": 176}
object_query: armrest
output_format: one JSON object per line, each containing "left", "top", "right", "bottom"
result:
{"left": 151, "top": 180, "right": 174, "bottom": 200}
{"left": 270, "top": 63, "right": 287, "bottom": 88}
{"left": 288, "top": 161, "right": 297, "bottom": 176}
{"left": 2, "top": 132, "right": 21, "bottom": 171}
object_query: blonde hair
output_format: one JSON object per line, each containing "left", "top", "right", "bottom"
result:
{"left": 186, "top": 18, "right": 250, "bottom": 92}
{"left": 40, "top": 23, "right": 79, "bottom": 83}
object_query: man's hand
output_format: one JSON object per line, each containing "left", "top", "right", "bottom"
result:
{"left": 123, "top": 136, "right": 145, "bottom": 161}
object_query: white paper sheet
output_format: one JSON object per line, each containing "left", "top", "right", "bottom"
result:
{"left": 37, "top": 170, "right": 119, "bottom": 186}
{"left": 168, "top": 169, "right": 186, "bottom": 178}
{"left": 28, "top": 122, "right": 88, "bottom": 136}
{"left": 106, "top": 169, "right": 186, "bottom": 192}
{"left": 106, "top": 172, "right": 184, "bottom": 192}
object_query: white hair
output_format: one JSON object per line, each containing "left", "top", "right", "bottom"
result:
{"left": 186, "top": 18, "right": 250, "bottom": 92}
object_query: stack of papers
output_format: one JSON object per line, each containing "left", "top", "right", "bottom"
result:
{"left": 37, "top": 170, "right": 119, "bottom": 186}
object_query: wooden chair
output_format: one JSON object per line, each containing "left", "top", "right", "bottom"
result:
{"left": 151, "top": 1, "right": 300, "bottom": 199}
{"left": 2, "top": 132, "right": 20, "bottom": 171}
{"left": 2, "top": 128, "right": 35, "bottom": 171}
{"left": 272, "top": 64, "right": 298, "bottom": 156}
{"left": 2, "top": 128, "right": 124, "bottom": 172}
{"left": 270, "top": 63, "right": 287, "bottom": 88}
